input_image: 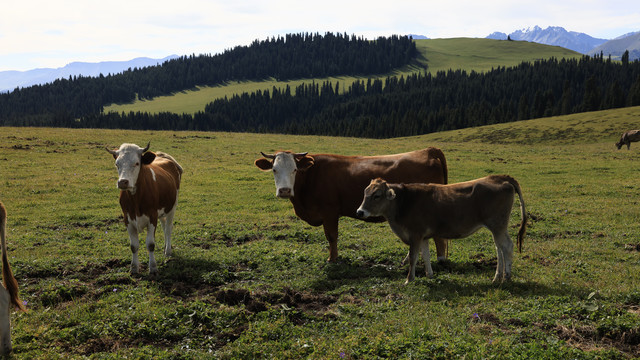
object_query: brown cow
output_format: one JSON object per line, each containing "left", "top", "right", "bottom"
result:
{"left": 356, "top": 175, "right": 526, "bottom": 284}
{"left": 0, "top": 202, "right": 26, "bottom": 355}
{"left": 106, "top": 143, "right": 183, "bottom": 274}
{"left": 255, "top": 148, "right": 449, "bottom": 262}
{"left": 615, "top": 130, "right": 640, "bottom": 149}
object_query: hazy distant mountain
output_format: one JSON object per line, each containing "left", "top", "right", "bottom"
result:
{"left": 408, "top": 34, "right": 429, "bottom": 40}
{"left": 0, "top": 55, "right": 178, "bottom": 93}
{"left": 588, "top": 31, "right": 640, "bottom": 60}
{"left": 487, "top": 26, "right": 607, "bottom": 53}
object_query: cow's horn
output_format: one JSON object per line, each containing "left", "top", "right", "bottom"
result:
{"left": 294, "top": 152, "right": 308, "bottom": 158}
{"left": 105, "top": 146, "right": 117, "bottom": 155}
{"left": 142, "top": 141, "right": 150, "bottom": 153}
{"left": 261, "top": 152, "right": 276, "bottom": 160}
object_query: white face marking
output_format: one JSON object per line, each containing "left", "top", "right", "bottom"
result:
{"left": 272, "top": 152, "right": 298, "bottom": 198}
{"left": 113, "top": 144, "right": 146, "bottom": 193}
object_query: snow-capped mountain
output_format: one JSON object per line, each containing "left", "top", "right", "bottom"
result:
{"left": 487, "top": 26, "right": 607, "bottom": 53}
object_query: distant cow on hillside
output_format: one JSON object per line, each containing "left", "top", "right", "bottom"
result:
{"left": 106, "top": 143, "right": 183, "bottom": 275}
{"left": 255, "top": 148, "right": 449, "bottom": 263}
{"left": 0, "top": 201, "right": 26, "bottom": 355}
{"left": 356, "top": 175, "right": 526, "bottom": 284}
{"left": 615, "top": 130, "right": 640, "bottom": 149}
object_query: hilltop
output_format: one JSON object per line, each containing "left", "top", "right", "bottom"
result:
{"left": 105, "top": 38, "right": 582, "bottom": 115}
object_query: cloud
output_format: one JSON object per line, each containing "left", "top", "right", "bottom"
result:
{"left": 0, "top": 0, "right": 638, "bottom": 71}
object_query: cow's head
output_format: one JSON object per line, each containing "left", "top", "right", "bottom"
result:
{"left": 615, "top": 141, "right": 623, "bottom": 150}
{"left": 255, "top": 151, "right": 314, "bottom": 198}
{"left": 106, "top": 142, "right": 155, "bottom": 194}
{"left": 356, "top": 178, "right": 396, "bottom": 218}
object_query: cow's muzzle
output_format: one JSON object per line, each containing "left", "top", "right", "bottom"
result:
{"left": 356, "top": 208, "right": 369, "bottom": 218}
{"left": 118, "top": 179, "right": 131, "bottom": 190}
{"left": 277, "top": 187, "right": 292, "bottom": 198}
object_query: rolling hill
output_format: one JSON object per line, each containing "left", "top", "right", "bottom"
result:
{"left": 104, "top": 38, "right": 582, "bottom": 116}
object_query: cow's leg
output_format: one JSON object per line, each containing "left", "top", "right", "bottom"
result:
{"left": 146, "top": 222, "right": 158, "bottom": 274}
{"left": 420, "top": 237, "right": 433, "bottom": 278}
{"left": 127, "top": 224, "right": 140, "bottom": 274}
{"left": 501, "top": 234, "right": 514, "bottom": 281}
{"left": 405, "top": 237, "right": 421, "bottom": 284}
{"left": 160, "top": 207, "right": 176, "bottom": 257}
{"left": 434, "top": 237, "right": 448, "bottom": 261}
{"left": 401, "top": 252, "right": 409, "bottom": 266}
{"left": 492, "top": 230, "right": 513, "bottom": 282}
{"left": 403, "top": 238, "right": 447, "bottom": 266}
{"left": 323, "top": 217, "right": 340, "bottom": 262}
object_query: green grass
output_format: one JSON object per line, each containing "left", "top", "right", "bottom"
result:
{"left": 104, "top": 38, "right": 582, "bottom": 115}
{"left": 2, "top": 106, "right": 640, "bottom": 358}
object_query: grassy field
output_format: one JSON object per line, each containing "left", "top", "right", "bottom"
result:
{"left": 103, "top": 38, "right": 581, "bottom": 116}
{"left": 1, "top": 106, "right": 640, "bottom": 358}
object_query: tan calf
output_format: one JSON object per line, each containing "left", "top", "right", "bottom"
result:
{"left": 615, "top": 130, "right": 640, "bottom": 150}
{"left": 357, "top": 175, "right": 526, "bottom": 284}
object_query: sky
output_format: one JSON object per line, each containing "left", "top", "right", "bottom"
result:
{"left": 1, "top": 0, "right": 639, "bottom": 72}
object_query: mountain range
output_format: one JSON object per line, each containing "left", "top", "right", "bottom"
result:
{"left": 2, "top": 26, "right": 639, "bottom": 93}
{"left": 487, "top": 26, "right": 639, "bottom": 60}
{"left": 0, "top": 55, "right": 178, "bottom": 93}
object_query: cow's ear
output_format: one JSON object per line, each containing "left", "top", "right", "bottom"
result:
{"left": 386, "top": 188, "right": 396, "bottom": 200}
{"left": 141, "top": 151, "right": 156, "bottom": 165}
{"left": 106, "top": 147, "right": 118, "bottom": 159}
{"left": 255, "top": 158, "right": 273, "bottom": 171}
{"left": 296, "top": 155, "right": 315, "bottom": 171}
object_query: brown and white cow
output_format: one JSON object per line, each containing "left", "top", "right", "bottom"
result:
{"left": 356, "top": 175, "right": 526, "bottom": 284}
{"left": 0, "top": 202, "right": 26, "bottom": 355}
{"left": 615, "top": 130, "right": 640, "bottom": 150}
{"left": 255, "top": 148, "right": 449, "bottom": 262}
{"left": 106, "top": 143, "right": 183, "bottom": 274}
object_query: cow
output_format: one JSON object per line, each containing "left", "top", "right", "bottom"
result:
{"left": 106, "top": 143, "right": 183, "bottom": 275}
{"left": 254, "top": 148, "right": 449, "bottom": 262}
{"left": 356, "top": 175, "right": 526, "bottom": 284}
{"left": 0, "top": 201, "right": 26, "bottom": 355}
{"left": 615, "top": 130, "right": 640, "bottom": 150}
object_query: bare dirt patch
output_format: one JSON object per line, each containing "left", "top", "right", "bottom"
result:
{"left": 555, "top": 324, "right": 640, "bottom": 357}
{"left": 214, "top": 287, "right": 337, "bottom": 316}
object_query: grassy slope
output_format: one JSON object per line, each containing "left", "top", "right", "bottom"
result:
{"left": 103, "top": 38, "right": 582, "bottom": 115}
{"left": 2, "top": 106, "right": 640, "bottom": 358}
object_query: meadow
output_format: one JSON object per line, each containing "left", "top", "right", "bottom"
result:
{"left": 103, "top": 38, "right": 581, "bottom": 116}
{"left": 1, "top": 106, "right": 640, "bottom": 358}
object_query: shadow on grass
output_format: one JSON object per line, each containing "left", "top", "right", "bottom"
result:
{"left": 310, "top": 254, "right": 581, "bottom": 301}
{"left": 151, "top": 253, "right": 235, "bottom": 298}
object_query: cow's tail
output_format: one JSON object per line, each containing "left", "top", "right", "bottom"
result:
{"left": 428, "top": 147, "right": 450, "bottom": 258}
{"left": 0, "top": 203, "right": 25, "bottom": 312}
{"left": 428, "top": 147, "right": 448, "bottom": 185}
{"left": 504, "top": 176, "right": 527, "bottom": 253}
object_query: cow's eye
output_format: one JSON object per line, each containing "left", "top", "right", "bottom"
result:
{"left": 135, "top": 162, "right": 140, "bottom": 166}
{"left": 272, "top": 169, "right": 277, "bottom": 173}
{"left": 373, "top": 194, "right": 381, "bottom": 200}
